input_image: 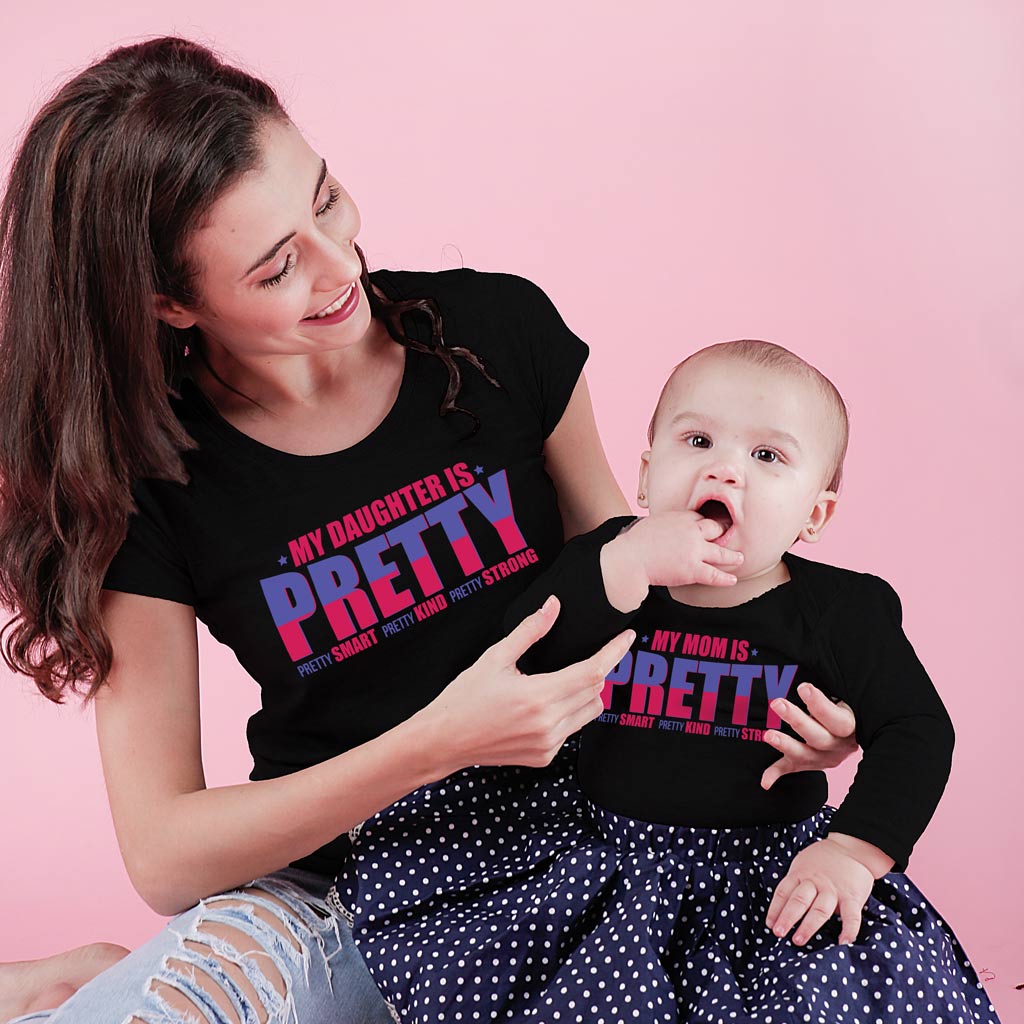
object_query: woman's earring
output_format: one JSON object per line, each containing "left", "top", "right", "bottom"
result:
{"left": 638, "top": 493, "right": 646, "bottom": 502}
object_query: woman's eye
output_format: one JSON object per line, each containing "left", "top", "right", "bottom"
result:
{"left": 260, "top": 253, "right": 295, "bottom": 289}
{"left": 753, "top": 448, "right": 778, "bottom": 463}
{"left": 258, "top": 185, "right": 340, "bottom": 290}
{"left": 316, "top": 184, "right": 341, "bottom": 217}
{"left": 687, "top": 434, "right": 712, "bottom": 449}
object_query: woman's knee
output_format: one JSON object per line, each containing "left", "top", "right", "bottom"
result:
{"left": 140, "top": 883, "right": 338, "bottom": 1024}
{"left": 46, "top": 879, "right": 346, "bottom": 1024}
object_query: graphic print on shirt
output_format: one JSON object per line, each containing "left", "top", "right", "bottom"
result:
{"left": 598, "top": 627, "right": 798, "bottom": 744}
{"left": 258, "top": 461, "right": 539, "bottom": 679}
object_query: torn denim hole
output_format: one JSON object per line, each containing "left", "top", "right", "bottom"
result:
{"left": 132, "top": 891, "right": 315, "bottom": 1024}
{"left": 208, "top": 880, "right": 344, "bottom": 999}
{"left": 178, "top": 911, "right": 295, "bottom": 1024}
{"left": 120, "top": 881, "right": 347, "bottom": 1024}
{"left": 137, "top": 950, "right": 235, "bottom": 1024}
{"left": 178, "top": 936, "right": 278, "bottom": 1024}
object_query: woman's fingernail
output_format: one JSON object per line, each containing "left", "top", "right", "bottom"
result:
{"left": 771, "top": 699, "right": 785, "bottom": 711}
{"left": 541, "top": 596, "right": 555, "bottom": 612}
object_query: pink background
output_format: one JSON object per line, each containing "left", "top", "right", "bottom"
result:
{"left": 1, "top": 3, "right": 1021, "bottom": 1019}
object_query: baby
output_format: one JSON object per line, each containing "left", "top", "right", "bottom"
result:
{"left": 524, "top": 339, "right": 944, "bottom": 937}
{"left": 344, "top": 341, "right": 999, "bottom": 1024}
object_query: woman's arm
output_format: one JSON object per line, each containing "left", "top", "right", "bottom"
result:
{"left": 542, "top": 374, "right": 630, "bottom": 538}
{"left": 96, "top": 589, "right": 630, "bottom": 917}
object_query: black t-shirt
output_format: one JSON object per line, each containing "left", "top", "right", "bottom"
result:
{"left": 101, "top": 268, "right": 588, "bottom": 875}
{"left": 507, "top": 517, "right": 955, "bottom": 870}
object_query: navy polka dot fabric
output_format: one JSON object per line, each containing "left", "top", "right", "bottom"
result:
{"left": 343, "top": 744, "right": 1000, "bottom": 1023}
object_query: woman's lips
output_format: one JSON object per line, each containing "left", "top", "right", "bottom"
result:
{"left": 302, "top": 282, "right": 359, "bottom": 325}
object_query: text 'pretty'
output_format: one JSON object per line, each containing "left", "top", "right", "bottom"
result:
{"left": 261, "top": 469, "right": 528, "bottom": 660}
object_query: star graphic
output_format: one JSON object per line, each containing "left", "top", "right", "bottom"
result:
{"left": 751, "top": 648, "right": 759, "bottom": 656}
{"left": 474, "top": 465, "right": 485, "bottom": 475}
{"left": 641, "top": 635, "right": 649, "bottom": 644}
{"left": 278, "top": 555, "right": 288, "bottom": 566}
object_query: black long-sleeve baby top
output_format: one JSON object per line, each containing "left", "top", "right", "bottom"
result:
{"left": 506, "top": 517, "right": 954, "bottom": 870}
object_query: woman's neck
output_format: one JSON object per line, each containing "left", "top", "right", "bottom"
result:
{"left": 186, "top": 318, "right": 409, "bottom": 457}
{"left": 190, "top": 317, "right": 394, "bottom": 417}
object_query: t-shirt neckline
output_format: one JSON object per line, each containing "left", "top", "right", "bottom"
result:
{"left": 177, "top": 270, "right": 422, "bottom": 470}
{"left": 649, "top": 551, "right": 799, "bottom": 613}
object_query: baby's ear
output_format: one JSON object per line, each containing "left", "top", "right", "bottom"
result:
{"left": 637, "top": 451, "right": 651, "bottom": 509}
{"left": 798, "top": 489, "right": 839, "bottom": 544}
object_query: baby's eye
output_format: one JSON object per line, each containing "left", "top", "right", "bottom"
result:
{"left": 753, "top": 448, "right": 778, "bottom": 463}
{"left": 687, "top": 434, "right": 712, "bottom": 449}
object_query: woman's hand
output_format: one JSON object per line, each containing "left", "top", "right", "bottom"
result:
{"left": 760, "top": 682, "right": 859, "bottom": 790}
{"left": 421, "top": 596, "right": 634, "bottom": 773}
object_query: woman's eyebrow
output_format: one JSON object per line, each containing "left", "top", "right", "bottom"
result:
{"left": 241, "top": 159, "right": 328, "bottom": 279}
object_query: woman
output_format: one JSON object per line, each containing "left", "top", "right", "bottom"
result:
{"left": 0, "top": 37, "right": 856, "bottom": 1023}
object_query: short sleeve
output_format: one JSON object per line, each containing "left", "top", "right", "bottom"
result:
{"left": 102, "top": 481, "right": 197, "bottom": 606}
{"left": 501, "top": 274, "right": 590, "bottom": 438}
{"left": 820, "top": 575, "right": 954, "bottom": 870}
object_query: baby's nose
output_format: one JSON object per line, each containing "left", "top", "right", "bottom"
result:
{"left": 702, "top": 460, "right": 742, "bottom": 486}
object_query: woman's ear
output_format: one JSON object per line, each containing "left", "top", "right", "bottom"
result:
{"left": 153, "top": 295, "right": 198, "bottom": 330}
{"left": 637, "top": 451, "right": 651, "bottom": 509}
{"left": 798, "top": 489, "right": 839, "bottom": 544}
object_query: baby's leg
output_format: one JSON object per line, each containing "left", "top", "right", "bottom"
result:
{"left": 5, "top": 869, "right": 393, "bottom": 1024}
{"left": 0, "top": 944, "right": 130, "bottom": 1021}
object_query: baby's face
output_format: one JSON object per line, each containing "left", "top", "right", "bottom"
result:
{"left": 641, "top": 354, "right": 840, "bottom": 583}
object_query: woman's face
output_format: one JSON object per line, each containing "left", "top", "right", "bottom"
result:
{"left": 162, "top": 118, "right": 373, "bottom": 363}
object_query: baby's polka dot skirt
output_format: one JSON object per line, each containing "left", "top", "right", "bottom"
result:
{"left": 339, "top": 744, "right": 1000, "bottom": 1023}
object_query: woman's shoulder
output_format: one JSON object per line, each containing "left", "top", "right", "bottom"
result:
{"left": 372, "top": 267, "right": 587, "bottom": 404}
{"left": 371, "top": 266, "right": 557, "bottom": 316}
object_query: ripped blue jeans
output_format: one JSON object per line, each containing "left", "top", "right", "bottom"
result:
{"left": 9, "top": 867, "right": 395, "bottom": 1024}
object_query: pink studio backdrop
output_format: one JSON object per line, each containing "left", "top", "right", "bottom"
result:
{"left": 1, "top": 3, "right": 1021, "bottom": 1019}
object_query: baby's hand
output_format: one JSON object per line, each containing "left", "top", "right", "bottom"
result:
{"left": 600, "top": 511, "right": 743, "bottom": 611}
{"left": 765, "top": 837, "right": 874, "bottom": 946}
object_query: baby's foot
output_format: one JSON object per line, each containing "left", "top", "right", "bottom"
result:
{"left": 0, "top": 943, "right": 130, "bottom": 1022}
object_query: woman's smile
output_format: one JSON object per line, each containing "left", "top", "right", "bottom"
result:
{"left": 303, "top": 281, "right": 360, "bottom": 323}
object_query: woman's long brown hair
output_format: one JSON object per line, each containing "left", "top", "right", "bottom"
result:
{"left": 0, "top": 36, "right": 497, "bottom": 703}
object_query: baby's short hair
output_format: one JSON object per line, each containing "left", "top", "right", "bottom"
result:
{"left": 647, "top": 340, "right": 850, "bottom": 493}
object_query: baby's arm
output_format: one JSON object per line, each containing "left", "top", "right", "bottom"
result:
{"left": 505, "top": 513, "right": 741, "bottom": 673}
{"left": 767, "top": 573, "right": 953, "bottom": 945}
{"left": 599, "top": 509, "right": 743, "bottom": 610}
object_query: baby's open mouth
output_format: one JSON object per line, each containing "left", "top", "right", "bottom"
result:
{"left": 697, "top": 499, "right": 734, "bottom": 532}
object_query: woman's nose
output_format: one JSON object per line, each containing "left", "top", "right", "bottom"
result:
{"left": 311, "top": 237, "right": 362, "bottom": 292}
